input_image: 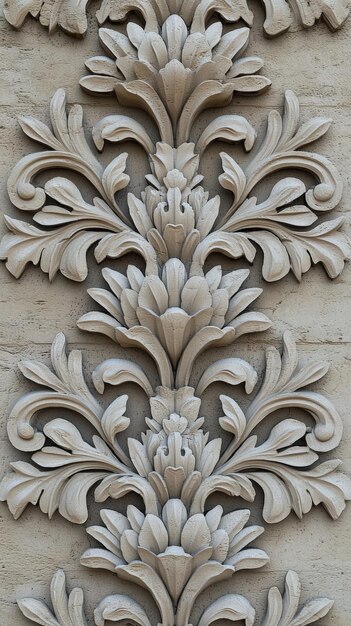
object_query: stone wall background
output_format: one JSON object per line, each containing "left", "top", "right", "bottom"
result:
{"left": 0, "top": 4, "right": 350, "bottom": 624}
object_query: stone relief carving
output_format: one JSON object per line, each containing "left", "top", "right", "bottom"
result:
{"left": 19, "top": 564, "right": 333, "bottom": 626}
{"left": 1, "top": 87, "right": 347, "bottom": 284}
{"left": 17, "top": 568, "right": 336, "bottom": 626}
{"left": 3, "top": 0, "right": 350, "bottom": 37}
{"left": 1, "top": 1, "right": 350, "bottom": 625}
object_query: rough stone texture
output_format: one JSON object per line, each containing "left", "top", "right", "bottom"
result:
{"left": 0, "top": 3, "right": 350, "bottom": 625}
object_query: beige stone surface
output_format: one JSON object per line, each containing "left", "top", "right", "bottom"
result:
{"left": 0, "top": 3, "right": 350, "bottom": 624}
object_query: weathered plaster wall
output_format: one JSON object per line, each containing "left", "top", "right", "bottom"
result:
{"left": 0, "top": 4, "right": 350, "bottom": 624}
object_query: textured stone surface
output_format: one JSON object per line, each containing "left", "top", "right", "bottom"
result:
{"left": 0, "top": 3, "right": 350, "bottom": 624}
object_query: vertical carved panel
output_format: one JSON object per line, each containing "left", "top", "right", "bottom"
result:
{"left": 0, "top": 1, "right": 350, "bottom": 624}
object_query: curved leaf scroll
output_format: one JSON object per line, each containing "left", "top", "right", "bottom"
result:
{"left": 213, "top": 332, "right": 351, "bottom": 523}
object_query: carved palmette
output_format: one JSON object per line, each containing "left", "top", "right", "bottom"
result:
{"left": 0, "top": 1, "right": 350, "bottom": 625}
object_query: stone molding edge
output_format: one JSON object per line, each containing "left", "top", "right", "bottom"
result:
{"left": 1, "top": 3, "right": 350, "bottom": 626}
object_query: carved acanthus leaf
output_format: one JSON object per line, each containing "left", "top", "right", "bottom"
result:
{"left": 212, "top": 332, "right": 351, "bottom": 523}
{"left": 261, "top": 570, "right": 334, "bottom": 626}
{"left": 0, "top": 89, "right": 141, "bottom": 281}
{"left": 194, "top": 90, "right": 349, "bottom": 281}
{"left": 0, "top": 334, "right": 136, "bottom": 523}
{"left": 18, "top": 570, "right": 87, "bottom": 626}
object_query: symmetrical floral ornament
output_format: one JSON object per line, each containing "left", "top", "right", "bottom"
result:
{"left": 1, "top": 87, "right": 348, "bottom": 285}
{"left": 1, "top": 332, "right": 349, "bottom": 528}
{"left": 1, "top": 2, "right": 350, "bottom": 626}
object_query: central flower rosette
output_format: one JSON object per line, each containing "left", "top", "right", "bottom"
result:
{"left": 81, "top": 15, "right": 269, "bottom": 124}
{"left": 81, "top": 260, "right": 264, "bottom": 368}
{"left": 82, "top": 500, "right": 267, "bottom": 605}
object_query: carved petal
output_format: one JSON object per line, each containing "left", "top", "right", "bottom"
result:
{"left": 156, "top": 550, "right": 194, "bottom": 603}
{"left": 114, "top": 326, "right": 174, "bottom": 388}
{"left": 197, "top": 115, "right": 256, "bottom": 153}
{"left": 176, "top": 562, "right": 234, "bottom": 626}
{"left": 93, "top": 359, "right": 153, "bottom": 395}
{"left": 93, "top": 115, "right": 155, "bottom": 153}
{"left": 116, "top": 562, "right": 174, "bottom": 626}
{"left": 197, "top": 359, "right": 257, "bottom": 395}
{"left": 94, "top": 232, "right": 159, "bottom": 275}
{"left": 94, "top": 595, "right": 152, "bottom": 626}
{"left": 199, "top": 594, "right": 255, "bottom": 626}
{"left": 176, "top": 327, "right": 236, "bottom": 387}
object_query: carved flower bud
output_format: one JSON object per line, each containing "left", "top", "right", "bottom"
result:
{"left": 163, "top": 169, "right": 188, "bottom": 190}
{"left": 162, "top": 413, "right": 188, "bottom": 435}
